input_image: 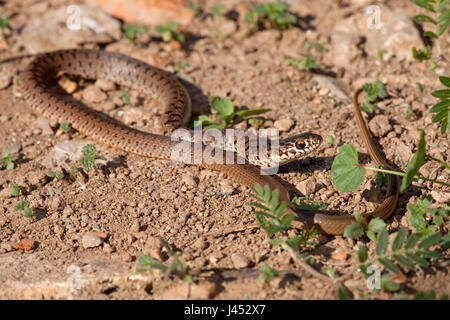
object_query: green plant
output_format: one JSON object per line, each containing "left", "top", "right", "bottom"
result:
{"left": 46, "top": 170, "right": 65, "bottom": 180}
{"left": 430, "top": 76, "right": 450, "bottom": 133}
{"left": 174, "top": 63, "right": 188, "bottom": 72}
{"left": 122, "top": 24, "right": 146, "bottom": 42}
{"left": 0, "top": 148, "right": 17, "bottom": 170}
{"left": 285, "top": 54, "right": 320, "bottom": 71}
{"left": 407, "top": 195, "right": 449, "bottom": 236}
{"left": 257, "top": 265, "right": 279, "bottom": 285}
{"left": 210, "top": 3, "right": 223, "bottom": 16}
{"left": 377, "top": 50, "right": 385, "bottom": 60}
{"left": 191, "top": 97, "right": 269, "bottom": 130}
{"left": 78, "top": 144, "right": 106, "bottom": 172}
{"left": 417, "top": 82, "right": 424, "bottom": 92}
{"left": 137, "top": 238, "right": 192, "bottom": 283}
{"left": 358, "top": 227, "right": 443, "bottom": 278}
{"left": 0, "top": 14, "right": 9, "bottom": 29}
{"left": 413, "top": 290, "right": 448, "bottom": 300}
{"left": 251, "top": 184, "right": 331, "bottom": 283}
{"left": 245, "top": 1, "right": 297, "bottom": 30}
{"left": 292, "top": 196, "right": 327, "bottom": 212}
{"left": 362, "top": 80, "right": 388, "bottom": 103}
{"left": 59, "top": 121, "right": 72, "bottom": 131}
{"left": 14, "top": 200, "right": 32, "bottom": 217}
{"left": 153, "top": 22, "right": 185, "bottom": 44}
{"left": 11, "top": 184, "right": 20, "bottom": 197}
{"left": 413, "top": 0, "right": 449, "bottom": 60}
{"left": 412, "top": 46, "right": 431, "bottom": 62}
{"left": 305, "top": 41, "right": 323, "bottom": 51}
{"left": 343, "top": 211, "right": 386, "bottom": 241}
{"left": 405, "top": 105, "right": 413, "bottom": 120}
{"left": 330, "top": 130, "right": 449, "bottom": 195}
{"left": 326, "top": 135, "right": 334, "bottom": 145}
{"left": 187, "top": 2, "right": 200, "bottom": 16}
{"left": 120, "top": 89, "right": 130, "bottom": 104}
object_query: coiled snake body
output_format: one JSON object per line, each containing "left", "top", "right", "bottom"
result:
{"left": 19, "top": 49, "right": 399, "bottom": 235}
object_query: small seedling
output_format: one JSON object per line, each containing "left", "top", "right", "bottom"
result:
{"left": 210, "top": 3, "right": 223, "bottom": 16}
{"left": 405, "top": 105, "right": 413, "bottom": 120}
{"left": 343, "top": 211, "right": 386, "bottom": 241}
{"left": 430, "top": 76, "right": 450, "bottom": 133}
{"left": 46, "top": 170, "right": 65, "bottom": 180}
{"left": 174, "top": 63, "right": 188, "bottom": 72}
{"left": 377, "top": 50, "right": 385, "bottom": 60}
{"left": 78, "top": 144, "right": 106, "bottom": 172}
{"left": 292, "top": 196, "right": 327, "bottom": 212}
{"left": 407, "top": 195, "right": 449, "bottom": 236}
{"left": 192, "top": 97, "right": 269, "bottom": 130}
{"left": 412, "top": 47, "right": 431, "bottom": 62}
{"left": 362, "top": 80, "right": 388, "bottom": 103}
{"left": 122, "top": 24, "right": 146, "bottom": 42}
{"left": 120, "top": 89, "right": 130, "bottom": 104}
{"left": 305, "top": 40, "right": 323, "bottom": 51}
{"left": 14, "top": 200, "right": 32, "bottom": 217}
{"left": 416, "top": 82, "right": 424, "bottom": 92}
{"left": 374, "top": 170, "right": 387, "bottom": 189}
{"left": 187, "top": 2, "right": 200, "bottom": 16}
{"left": 0, "top": 14, "right": 9, "bottom": 29}
{"left": 59, "top": 121, "right": 72, "bottom": 132}
{"left": 0, "top": 148, "right": 17, "bottom": 170}
{"left": 257, "top": 265, "right": 279, "bottom": 285}
{"left": 137, "top": 238, "right": 192, "bottom": 283}
{"left": 11, "top": 184, "right": 20, "bottom": 197}
{"left": 360, "top": 102, "right": 376, "bottom": 115}
{"left": 285, "top": 54, "right": 320, "bottom": 71}
{"left": 245, "top": 1, "right": 297, "bottom": 30}
{"left": 153, "top": 22, "right": 185, "bottom": 44}
{"left": 326, "top": 135, "right": 334, "bottom": 146}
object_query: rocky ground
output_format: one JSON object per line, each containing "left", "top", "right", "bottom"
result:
{"left": 0, "top": 0, "right": 448, "bottom": 299}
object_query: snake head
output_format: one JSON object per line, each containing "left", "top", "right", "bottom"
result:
{"left": 277, "top": 133, "right": 322, "bottom": 165}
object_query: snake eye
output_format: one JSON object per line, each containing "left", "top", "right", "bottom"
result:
{"left": 296, "top": 140, "right": 306, "bottom": 149}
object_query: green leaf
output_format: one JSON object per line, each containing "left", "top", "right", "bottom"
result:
{"left": 360, "top": 102, "right": 376, "bottom": 114}
{"left": 419, "top": 249, "right": 442, "bottom": 258}
{"left": 438, "top": 17, "right": 450, "bottom": 35}
{"left": 274, "top": 201, "right": 287, "bottom": 217}
{"left": 362, "top": 80, "right": 388, "bottom": 102}
{"left": 305, "top": 40, "right": 323, "bottom": 51}
{"left": 423, "top": 31, "right": 438, "bottom": 38}
{"left": 381, "top": 274, "right": 401, "bottom": 292}
{"left": 368, "top": 218, "right": 386, "bottom": 234}
{"left": 378, "top": 258, "right": 400, "bottom": 273}
{"left": 268, "top": 189, "right": 279, "bottom": 210}
{"left": 438, "top": 9, "right": 450, "bottom": 23}
{"left": 326, "top": 135, "right": 334, "bottom": 145}
{"left": 393, "top": 254, "right": 415, "bottom": 270}
{"left": 418, "top": 232, "right": 442, "bottom": 249}
{"left": 431, "top": 89, "right": 450, "bottom": 98}
{"left": 22, "top": 207, "right": 32, "bottom": 217}
{"left": 331, "top": 144, "right": 366, "bottom": 192}
{"left": 405, "top": 252, "right": 429, "bottom": 267}
{"left": 343, "top": 222, "right": 364, "bottom": 239}
{"left": 254, "top": 183, "right": 264, "bottom": 196}
{"left": 405, "top": 233, "right": 422, "bottom": 249}
{"left": 413, "top": 0, "right": 436, "bottom": 12}
{"left": 392, "top": 227, "right": 407, "bottom": 251}
{"left": 430, "top": 99, "right": 450, "bottom": 112}
{"left": 358, "top": 245, "right": 368, "bottom": 262}
{"left": 414, "top": 14, "right": 437, "bottom": 23}
{"left": 439, "top": 76, "right": 450, "bottom": 87}
{"left": 437, "top": 0, "right": 449, "bottom": 11}
{"left": 285, "top": 235, "right": 301, "bottom": 250}
{"left": 400, "top": 130, "right": 425, "bottom": 192}
{"left": 211, "top": 97, "right": 234, "bottom": 116}
{"left": 10, "top": 184, "right": 20, "bottom": 197}
{"left": 376, "top": 229, "right": 389, "bottom": 255}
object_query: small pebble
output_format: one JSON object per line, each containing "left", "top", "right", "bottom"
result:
{"left": 82, "top": 233, "right": 104, "bottom": 248}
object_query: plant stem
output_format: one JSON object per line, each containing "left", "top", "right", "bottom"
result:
{"left": 363, "top": 166, "right": 450, "bottom": 188}
{"left": 426, "top": 154, "right": 450, "bottom": 171}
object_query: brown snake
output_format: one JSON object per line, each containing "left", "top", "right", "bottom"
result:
{"left": 17, "top": 49, "right": 399, "bottom": 235}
